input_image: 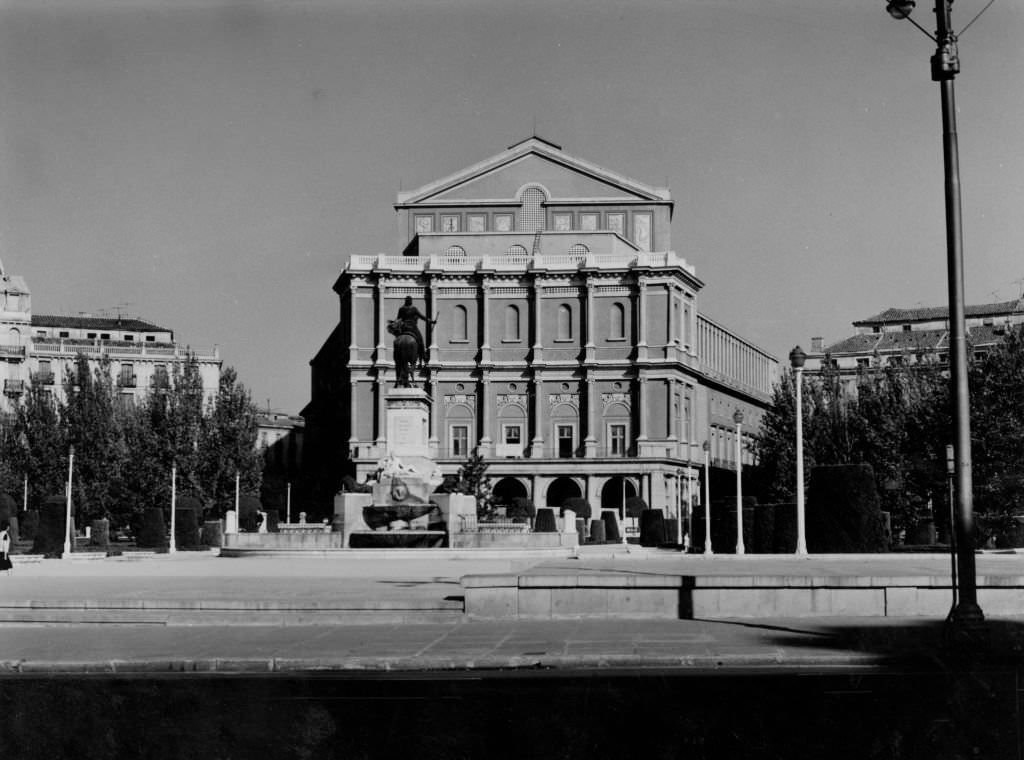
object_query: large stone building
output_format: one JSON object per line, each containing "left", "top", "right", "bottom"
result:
{"left": 303, "top": 138, "right": 777, "bottom": 517}
{"left": 1, "top": 258, "right": 221, "bottom": 415}
{"left": 803, "top": 298, "right": 1024, "bottom": 381}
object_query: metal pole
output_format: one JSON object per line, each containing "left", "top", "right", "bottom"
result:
{"left": 795, "top": 366, "right": 808, "bottom": 555}
{"left": 676, "top": 473, "right": 683, "bottom": 548}
{"left": 234, "top": 471, "right": 240, "bottom": 534}
{"left": 933, "top": 0, "right": 982, "bottom": 625}
{"left": 703, "top": 445, "right": 713, "bottom": 555}
{"left": 169, "top": 462, "right": 177, "bottom": 553}
{"left": 735, "top": 417, "right": 744, "bottom": 555}
{"left": 286, "top": 481, "right": 292, "bottom": 524}
{"left": 23, "top": 474, "right": 28, "bottom": 515}
{"left": 63, "top": 447, "right": 74, "bottom": 558}
{"left": 946, "top": 444, "right": 958, "bottom": 613}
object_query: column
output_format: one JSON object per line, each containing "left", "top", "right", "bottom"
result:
{"left": 428, "top": 281, "right": 439, "bottom": 362}
{"left": 636, "top": 373, "right": 648, "bottom": 456}
{"left": 636, "top": 280, "right": 648, "bottom": 361}
{"left": 428, "top": 370, "right": 440, "bottom": 457}
{"left": 478, "top": 377, "right": 492, "bottom": 456}
{"left": 480, "top": 280, "right": 492, "bottom": 364}
{"left": 584, "top": 278, "right": 595, "bottom": 363}
{"left": 348, "top": 379, "right": 360, "bottom": 457}
{"left": 530, "top": 373, "right": 544, "bottom": 458}
{"left": 349, "top": 285, "right": 360, "bottom": 365}
{"left": 531, "top": 279, "right": 544, "bottom": 362}
{"left": 375, "top": 281, "right": 388, "bottom": 360}
{"left": 374, "top": 376, "right": 386, "bottom": 451}
{"left": 584, "top": 375, "right": 597, "bottom": 457}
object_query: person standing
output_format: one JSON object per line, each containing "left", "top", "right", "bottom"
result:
{"left": 0, "top": 521, "right": 12, "bottom": 575}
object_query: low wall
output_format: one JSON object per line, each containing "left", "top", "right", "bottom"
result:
{"left": 452, "top": 532, "right": 578, "bottom": 549}
{"left": 224, "top": 532, "right": 344, "bottom": 550}
{"left": 461, "top": 572, "right": 1024, "bottom": 620}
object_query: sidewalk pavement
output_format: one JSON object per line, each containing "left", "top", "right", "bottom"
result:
{"left": 1, "top": 549, "right": 1022, "bottom": 677}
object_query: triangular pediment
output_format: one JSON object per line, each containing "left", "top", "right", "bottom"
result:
{"left": 397, "top": 137, "right": 670, "bottom": 207}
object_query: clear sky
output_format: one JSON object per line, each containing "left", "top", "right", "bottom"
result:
{"left": 2, "top": 0, "right": 1022, "bottom": 414}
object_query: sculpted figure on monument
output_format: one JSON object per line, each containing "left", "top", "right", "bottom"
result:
{"left": 387, "top": 296, "right": 435, "bottom": 387}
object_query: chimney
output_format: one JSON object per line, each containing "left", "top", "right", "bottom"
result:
{"left": 811, "top": 336, "right": 824, "bottom": 353}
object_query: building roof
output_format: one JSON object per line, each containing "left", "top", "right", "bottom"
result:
{"left": 31, "top": 314, "right": 171, "bottom": 333}
{"left": 820, "top": 326, "right": 1012, "bottom": 357}
{"left": 854, "top": 298, "right": 1024, "bottom": 326}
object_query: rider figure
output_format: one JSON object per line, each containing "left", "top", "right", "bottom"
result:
{"left": 397, "top": 296, "right": 430, "bottom": 367}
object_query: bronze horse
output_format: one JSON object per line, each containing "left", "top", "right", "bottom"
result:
{"left": 387, "top": 319, "right": 419, "bottom": 388}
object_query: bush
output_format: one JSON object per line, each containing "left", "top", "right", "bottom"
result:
{"left": 33, "top": 496, "right": 73, "bottom": 556}
{"left": 201, "top": 520, "right": 224, "bottom": 547}
{"left": 561, "top": 497, "right": 591, "bottom": 521}
{"left": 264, "top": 509, "right": 280, "bottom": 533}
{"left": 174, "top": 508, "right": 199, "bottom": 548}
{"left": 589, "top": 519, "right": 606, "bottom": 544}
{"left": 0, "top": 493, "right": 16, "bottom": 526}
{"left": 753, "top": 503, "right": 775, "bottom": 553}
{"left": 20, "top": 510, "right": 39, "bottom": 542}
{"left": 509, "top": 497, "right": 536, "bottom": 521}
{"left": 639, "top": 509, "right": 666, "bottom": 547}
{"left": 534, "top": 508, "right": 557, "bottom": 533}
{"left": 136, "top": 507, "right": 168, "bottom": 549}
{"left": 625, "top": 497, "right": 647, "bottom": 518}
{"left": 769, "top": 503, "right": 797, "bottom": 553}
{"left": 238, "top": 495, "right": 262, "bottom": 532}
{"left": 601, "top": 510, "right": 621, "bottom": 542}
{"left": 807, "top": 464, "right": 888, "bottom": 553}
{"left": 90, "top": 518, "right": 110, "bottom": 550}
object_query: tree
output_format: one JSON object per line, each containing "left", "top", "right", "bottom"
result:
{"left": 454, "top": 452, "right": 494, "bottom": 518}
{"left": 198, "top": 367, "right": 263, "bottom": 514}
{"left": 0, "top": 384, "right": 67, "bottom": 509}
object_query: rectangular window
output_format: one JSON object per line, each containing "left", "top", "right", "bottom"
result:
{"left": 579, "top": 213, "right": 599, "bottom": 231}
{"left": 119, "top": 363, "right": 135, "bottom": 387}
{"left": 504, "top": 425, "right": 522, "bottom": 445}
{"left": 414, "top": 215, "right": 433, "bottom": 234}
{"left": 467, "top": 214, "right": 486, "bottom": 232}
{"left": 124, "top": 334, "right": 134, "bottom": 341}
{"left": 451, "top": 425, "right": 469, "bottom": 457}
{"left": 494, "top": 214, "right": 513, "bottom": 232}
{"left": 857, "top": 358, "right": 870, "bottom": 369}
{"left": 553, "top": 213, "right": 572, "bottom": 231}
{"left": 145, "top": 335, "right": 156, "bottom": 342}
{"left": 59, "top": 331, "right": 69, "bottom": 338}
{"left": 441, "top": 215, "right": 459, "bottom": 232}
{"left": 609, "top": 424, "right": 627, "bottom": 457}
{"left": 100, "top": 333, "right": 110, "bottom": 340}
{"left": 557, "top": 424, "right": 575, "bottom": 458}
{"left": 607, "top": 213, "right": 625, "bottom": 236}
{"left": 87, "top": 333, "right": 97, "bottom": 339}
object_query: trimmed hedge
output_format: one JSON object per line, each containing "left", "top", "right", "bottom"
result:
{"left": 136, "top": 507, "right": 168, "bottom": 549}
{"left": 807, "top": 464, "right": 888, "bottom": 553}
{"left": 534, "top": 508, "right": 557, "bottom": 533}
{"left": 90, "top": 518, "right": 110, "bottom": 551}
{"left": 589, "top": 519, "right": 606, "bottom": 544}
{"left": 264, "top": 509, "right": 280, "bottom": 533}
{"left": 625, "top": 497, "right": 647, "bottom": 518}
{"left": 201, "top": 520, "right": 224, "bottom": 547}
{"left": 639, "top": 509, "right": 666, "bottom": 547}
{"left": 561, "top": 497, "right": 591, "bottom": 521}
{"left": 601, "top": 510, "right": 621, "bottom": 542}
{"left": 174, "top": 508, "right": 199, "bottom": 548}
{"left": 33, "top": 496, "right": 73, "bottom": 556}
{"left": 20, "top": 510, "right": 39, "bottom": 543}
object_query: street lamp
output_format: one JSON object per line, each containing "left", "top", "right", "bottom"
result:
{"left": 169, "top": 461, "right": 177, "bottom": 554}
{"left": 733, "top": 408, "right": 745, "bottom": 555}
{"left": 789, "top": 346, "right": 808, "bottom": 555}
{"left": 702, "top": 440, "right": 712, "bottom": 555}
{"left": 63, "top": 445, "right": 75, "bottom": 558}
{"left": 885, "top": 0, "right": 983, "bottom": 628}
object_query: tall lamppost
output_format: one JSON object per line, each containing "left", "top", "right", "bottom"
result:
{"left": 169, "top": 461, "right": 177, "bottom": 554}
{"left": 63, "top": 445, "right": 75, "bottom": 558}
{"left": 733, "top": 409, "right": 745, "bottom": 555}
{"left": 702, "top": 440, "right": 713, "bottom": 556}
{"left": 789, "top": 346, "right": 808, "bottom": 555}
{"left": 885, "top": 0, "right": 983, "bottom": 627}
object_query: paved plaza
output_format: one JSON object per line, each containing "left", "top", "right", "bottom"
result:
{"left": 0, "top": 548, "right": 1022, "bottom": 676}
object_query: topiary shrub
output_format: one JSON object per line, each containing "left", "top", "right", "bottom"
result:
{"left": 589, "top": 519, "right": 606, "bottom": 544}
{"left": 238, "top": 495, "right": 263, "bottom": 532}
{"left": 561, "top": 497, "right": 591, "bottom": 521}
{"left": 769, "top": 503, "right": 797, "bottom": 553}
{"left": 807, "top": 464, "right": 888, "bottom": 553}
{"left": 509, "top": 497, "right": 536, "bottom": 521}
{"left": 534, "top": 508, "right": 556, "bottom": 533}
{"left": 33, "top": 496, "right": 72, "bottom": 557}
{"left": 264, "top": 509, "right": 280, "bottom": 533}
{"left": 601, "top": 510, "right": 621, "bottom": 542}
{"left": 0, "top": 493, "right": 16, "bottom": 529}
{"left": 136, "top": 507, "right": 168, "bottom": 549}
{"left": 174, "top": 508, "right": 199, "bottom": 548}
{"left": 753, "top": 502, "right": 775, "bottom": 554}
{"left": 20, "top": 510, "right": 39, "bottom": 543}
{"left": 625, "top": 497, "right": 647, "bottom": 518}
{"left": 639, "top": 509, "right": 666, "bottom": 547}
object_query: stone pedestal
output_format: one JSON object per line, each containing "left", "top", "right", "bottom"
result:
{"left": 386, "top": 388, "right": 431, "bottom": 459}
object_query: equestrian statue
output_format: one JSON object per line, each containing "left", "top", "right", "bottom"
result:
{"left": 388, "top": 296, "right": 436, "bottom": 388}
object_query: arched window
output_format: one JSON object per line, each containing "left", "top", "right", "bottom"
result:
{"left": 504, "top": 305, "right": 520, "bottom": 341}
{"left": 568, "top": 244, "right": 589, "bottom": 261}
{"left": 453, "top": 305, "right": 468, "bottom": 342}
{"left": 610, "top": 302, "right": 625, "bottom": 339}
{"left": 445, "top": 245, "right": 466, "bottom": 259}
{"left": 557, "top": 304, "right": 572, "bottom": 340}
{"left": 518, "top": 186, "right": 547, "bottom": 232}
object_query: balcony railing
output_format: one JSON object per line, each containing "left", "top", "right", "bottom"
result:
{"left": 348, "top": 249, "right": 695, "bottom": 276}
{"left": 0, "top": 344, "right": 25, "bottom": 359}
{"left": 30, "top": 338, "right": 219, "bottom": 361}
{"left": 118, "top": 374, "right": 138, "bottom": 388}
{"left": 30, "top": 371, "right": 55, "bottom": 386}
